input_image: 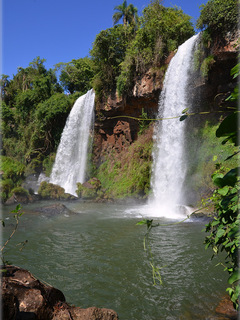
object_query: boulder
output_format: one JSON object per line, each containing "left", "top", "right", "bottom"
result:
{"left": 2, "top": 265, "right": 119, "bottom": 320}
{"left": 38, "top": 181, "right": 77, "bottom": 201}
{"left": 35, "top": 203, "right": 76, "bottom": 217}
{"left": 4, "top": 193, "right": 40, "bottom": 205}
{"left": 76, "top": 178, "right": 102, "bottom": 199}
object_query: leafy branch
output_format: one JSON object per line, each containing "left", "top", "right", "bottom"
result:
{"left": 1, "top": 204, "right": 25, "bottom": 266}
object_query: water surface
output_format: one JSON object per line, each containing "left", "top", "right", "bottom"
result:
{"left": 2, "top": 201, "right": 228, "bottom": 320}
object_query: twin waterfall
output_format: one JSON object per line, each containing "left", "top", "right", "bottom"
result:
{"left": 50, "top": 89, "right": 95, "bottom": 196}
{"left": 50, "top": 35, "right": 199, "bottom": 217}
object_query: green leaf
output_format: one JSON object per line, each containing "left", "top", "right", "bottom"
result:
{"left": 228, "top": 270, "right": 240, "bottom": 285}
{"left": 225, "top": 241, "right": 235, "bottom": 248}
{"left": 216, "top": 113, "right": 238, "bottom": 146}
{"left": 217, "top": 186, "right": 229, "bottom": 196}
{"left": 212, "top": 172, "right": 224, "bottom": 181}
{"left": 226, "top": 287, "right": 234, "bottom": 295}
{"left": 213, "top": 168, "right": 239, "bottom": 188}
{"left": 11, "top": 204, "right": 21, "bottom": 213}
{"left": 179, "top": 115, "right": 188, "bottom": 121}
{"left": 137, "top": 219, "right": 153, "bottom": 228}
{"left": 228, "top": 226, "right": 240, "bottom": 238}
{"left": 137, "top": 219, "right": 148, "bottom": 225}
{"left": 216, "top": 228, "right": 225, "bottom": 239}
{"left": 181, "top": 108, "right": 189, "bottom": 114}
{"left": 211, "top": 219, "right": 220, "bottom": 227}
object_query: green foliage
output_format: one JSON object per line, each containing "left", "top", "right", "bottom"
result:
{"left": 204, "top": 63, "right": 240, "bottom": 309}
{"left": 42, "top": 154, "right": 56, "bottom": 177}
{"left": 185, "top": 122, "right": 238, "bottom": 203}
{"left": 0, "top": 157, "right": 26, "bottom": 201}
{"left": 205, "top": 167, "right": 240, "bottom": 309}
{"left": 200, "top": 55, "right": 215, "bottom": 78}
{"left": 91, "top": 24, "right": 133, "bottom": 98}
{"left": 0, "top": 179, "right": 14, "bottom": 203}
{"left": 76, "top": 178, "right": 101, "bottom": 199}
{"left": 33, "top": 92, "right": 72, "bottom": 151}
{"left": 96, "top": 128, "right": 153, "bottom": 198}
{"left": 11, "top": 187, "right": 29, "bottom": 197}
{"left": 138, "top": 108, "right": 150, "bottom": 134}
{"left": 55, "top": 57, "right": 94, "bottom": 94}
{"left": 1, "top": 58, "right": 74, "bottom": 173}
{"left": 196, "top": 0, "right": 238, "bottom": 37}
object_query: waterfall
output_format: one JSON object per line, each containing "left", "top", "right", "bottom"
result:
{"left": 50, "top": 89, "right": 95, "bottom": 196}
{"left": 149, "top": 34, "right": 199, "bottom": 217}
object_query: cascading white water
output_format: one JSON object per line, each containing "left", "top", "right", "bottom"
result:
{"left": 50, "top": 89, "right": 95, "bottom": 196}
{"left": 149, "top": 34, "right": 199, "bottom": 217}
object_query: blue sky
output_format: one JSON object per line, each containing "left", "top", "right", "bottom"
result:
{"left": 2, "top": 0, "right": 208, "bottom": 79}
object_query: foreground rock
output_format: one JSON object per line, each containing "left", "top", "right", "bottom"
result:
{"left": 2, "top": 265, "right": 119, "bottom": 320}
{"left": 215, "top": 295, "right": 238, "bottom": 320}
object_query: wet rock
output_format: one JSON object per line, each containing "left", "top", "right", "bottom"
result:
{"left": 5, "top": 192, "right": 41, "bottom": 206}
{"left": 77, "top": 178, "right": 102, "bottom": 199}
{"left": 215, "top": 295, "right": 238, "bottom": 320}
{"left": 2, "top": 265, "right": 119, "bottom": 320}
{"left": 37, "top": 181, "right": 77, "bottom": 201}
{"left": 2, "top": 292, "right": 18, "bottom": 320}
{"left": 2, "top": 265, "right": 66, "bottom": 320}
{"left": 36, "top": 203, "right": 76, "bottom": 216}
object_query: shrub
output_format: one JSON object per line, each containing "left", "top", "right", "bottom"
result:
{"left": 11, "top": 187, "right": 29, "bottom": 197}
{"left": 38, "top": 181, "right": 72, "bottom": 200}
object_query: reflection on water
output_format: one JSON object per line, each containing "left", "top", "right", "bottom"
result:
{"left": 2, "top": 201, "right": 227, "bottom": 320}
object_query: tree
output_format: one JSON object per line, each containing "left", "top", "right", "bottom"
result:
{"left": 90, "top": 24, "right": 132, "bottom": 97}
{"left": 113, "top": 0, "right": 138, "bottom": 26}
{"left": 55, "top": 57, "right": 94, "bottom": 95}
{"left": 1, "top": 57, "right": 64, "bottom": 162}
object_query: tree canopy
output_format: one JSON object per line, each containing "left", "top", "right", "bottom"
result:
{"left": 196, "top": 0, "right": 238, "bottom": 37}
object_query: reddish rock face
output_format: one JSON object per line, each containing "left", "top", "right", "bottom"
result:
{"left": 93, "top": 68, "right": 163, "bottom": 166}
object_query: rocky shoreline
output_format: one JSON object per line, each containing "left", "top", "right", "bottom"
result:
{"left": 2, "top": 265, "right": 119, "bottom": 320}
